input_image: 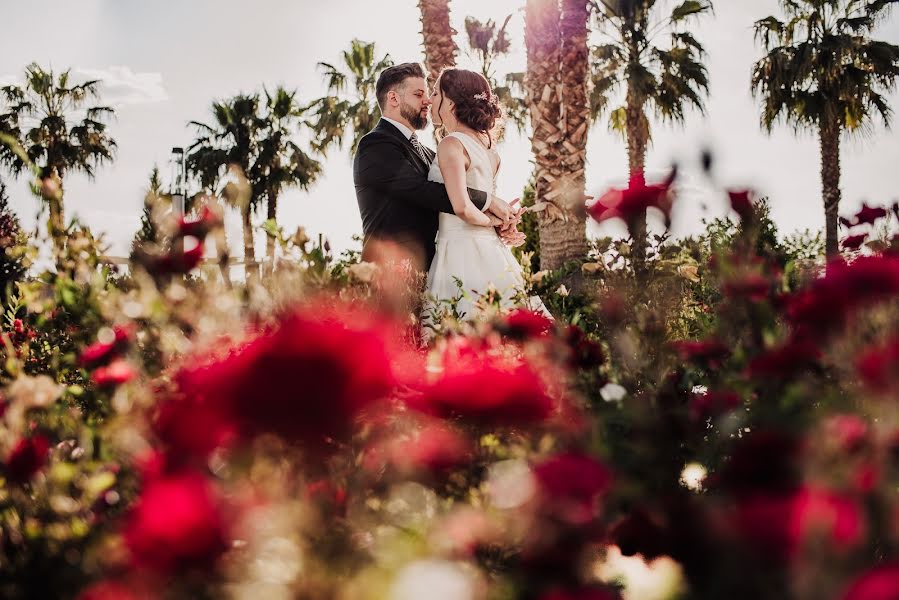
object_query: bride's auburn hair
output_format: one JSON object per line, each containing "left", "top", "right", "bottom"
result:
{"left": 435, "top": 67, "right": 503, "bottom": 148}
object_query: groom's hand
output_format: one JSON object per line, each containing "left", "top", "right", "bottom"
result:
{"left": 498, "top": 223, "right": 527, "bottom": 247}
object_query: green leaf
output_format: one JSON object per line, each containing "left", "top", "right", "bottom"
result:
{"left": 671, "top": 0, "right": 710, "bottom": 22}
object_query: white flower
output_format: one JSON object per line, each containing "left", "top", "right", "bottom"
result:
{"left": 555, "top": 284, "right": 570, "bottom": 297}
{"left": 600, "top": 383, "right": 627, "bottom": 403}
{"left": 348, "top": 261, "right": 378, "bottom": 283}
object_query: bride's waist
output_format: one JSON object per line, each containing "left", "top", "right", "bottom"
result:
{"left": 437, "top": 216, "right": 499, "bottom": 240}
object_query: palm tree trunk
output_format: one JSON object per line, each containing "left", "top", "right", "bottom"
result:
{"left": 266, "top": 194, "right": 278, "bottom": 276}
{"left": 46, "top": 170, "right": 65, "bottom": 256}
{"left": 526, "top": 0, "right": 567, "bottom": 272}
{"left": 819, "top": 120, "right": 841, "bottom": 257}
{"left": 418, "top": 0, "right": 458, "bottom": 85}
{"left": 625, "top": 89, "right": 649, "bottom": 273}
{"left": 242, "top": 206, "right": 257, "bottom": 281}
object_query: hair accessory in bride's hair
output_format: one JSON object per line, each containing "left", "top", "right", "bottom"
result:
{"left": 473, "top": 91, "right": 497, "bottom": 105}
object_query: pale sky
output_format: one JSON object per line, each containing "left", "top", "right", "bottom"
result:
{"left": 1, "top": 0, "right": 897, "bottom": 259}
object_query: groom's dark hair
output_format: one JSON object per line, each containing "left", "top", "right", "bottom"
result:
{"left": 376, "top": 63, "right": 426, "bottom": 110}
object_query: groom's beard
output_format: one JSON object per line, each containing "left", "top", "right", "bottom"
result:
{"left": 400, "top": 101, "right": 429, "bottom": 130}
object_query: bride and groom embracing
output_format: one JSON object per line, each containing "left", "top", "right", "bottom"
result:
{"left": 353, "top": 62, "right": 548, "bottom": 327}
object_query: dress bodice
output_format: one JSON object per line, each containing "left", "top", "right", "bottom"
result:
{"left": 428, "top": 132, "right": 499, "bottom": 240}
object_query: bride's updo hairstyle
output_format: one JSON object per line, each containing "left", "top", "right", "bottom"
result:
{"left": 435, "top": 67, "right": 503, "bottom": 148}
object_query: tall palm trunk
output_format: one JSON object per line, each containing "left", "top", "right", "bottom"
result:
{"left": 625, "top": 87, "right": 649, "bottom": 272}
{"left": 526, "top": 0, "right": 564, "bottom": 272}
{"left": 418, "top": 0, "right": 458, "bottom": 85}
{"left": 46, "top": 168, "right": 65, "bottom": 255}
{"left": 819, "top": 118, "right": 841, "bottom": 257}
{"left": 266, "top": 193, "right": 278, "bottom": 276}
{"left": 543, "top": 0, "right": 590, "bottom": 271}
{"left": 242, "top": 207, "right": 258, "bottom": 281}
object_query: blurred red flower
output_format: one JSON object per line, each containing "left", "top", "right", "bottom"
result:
{"left": 842, "top": 234, "right": 868, "bottom": 250}
{"left": 539, "top": 588, "right": 621, "bottom": 600}
{"left": 124, "top": 471, "right": 228, "bottom": 572}
{"left": 823, "top": 415, "right": 870, "bottom": 454}
{"left": 689, "top": 389, "right": 741, "bottom": 422}
{"left": 734, "top": 487, "right": 864, "bottom": 562}
{"left": 588, "top": 174, "right": 675, "bottom": 230}
{"left": 80, "top": 324, "right": 133, "bottom": 368}
{"left": 500, "top": 309, "right": 553, "bottom": 340}
{"left": 856, "top": 337, "right": 899, "bottom": 392}
{"left": 727, "top": 189, "right": 755, "bottom": 221}
{"left": 746, "top": 338, "right": 821, "bottom": 380}
{"left": 533, "top": 451, "right": 613, "bottom": 526}
{"left": 178, "top": 205, "right": 222, "bottom": 239}
{"left": 408, "top": 359, "right": 555, "bottom": 427}
{"left": 609, "top": 507, "right": 669, "bottom": 560}
{"left": 92, "top": 359, "right": 136, "bottom": 387}
{"left": 5, "top": 435, "right": 50, "bottom": 485}
{"left": 854, "top": 203, "right": 889, "bottom": 226}
{"left": 564, "top": 325, "right": 606, "bottom": 370}
{"left": 77, "top": 580, "right": 150, "bottom": 600}
{"left": 389, "top": 422, "right": 472, "bottom": 476}
{"left": 178, "top": 306, "right": 396, "bottom": 452}
{"left": 670, "top": 339, "right": 730, "bottom": 368}
{"left": 153, "top": 395, "right": 238, "bottom": 462}
{"left": 842, "top": 562, "right": 899, "bottom": 600}
{"left": 723, "top": 272, "right": 773, "bottom": 301}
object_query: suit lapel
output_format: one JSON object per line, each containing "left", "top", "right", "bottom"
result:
{"left": 377, "top": 120, "right": 431, "bottom": 172}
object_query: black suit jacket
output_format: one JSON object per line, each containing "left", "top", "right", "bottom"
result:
{"left": 353, "top": 119, "right": 488, "bottom": 269}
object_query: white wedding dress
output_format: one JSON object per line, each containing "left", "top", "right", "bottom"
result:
{"left": 424, "top": 131, "right": 547, "bottom": 326}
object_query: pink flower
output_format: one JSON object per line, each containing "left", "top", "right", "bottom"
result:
{"left": 389, "top": 423, "right": 472, "bottom": 476}
{"left": 823, "top": 415, "right": 869, "bottom": 453}
{"left": 670, "top": 339, "right": 731, "bottom": 368}
{"left": 5, "top": 435, "right": 50, "bottom": 484}
{"left": 124, "top": 471, "right": 228, "bottom": 572}
{"left": 533, "top": 451, "right": 613, "bottom": 526}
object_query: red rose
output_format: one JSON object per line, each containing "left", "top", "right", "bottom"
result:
{"left": 857, "top": 337, "right": 899, "bottom": 392}
{"left": 389, "top": 423, "right": 472, "bottom": 476}
{"left": 564, "top": 325, "right": 605, "bottom": 370}
{"left": 746, "top": 338, "right": 821, "bottom": 380}
{"left": 734, "top": 487, "right": 864, "bottom": 562}
{"left": 92, "top": 359, "right": 136, "bottom": 387}
{"left": 178, "top": 306, "right": 396, "bottom": 452}
{"left": 842, "top": 234, "right": 868, "bottom": 250}
{"left": 80, "top": 324, "right": 133, "bottom": 368}
{"left": 718, "top": 430, "right": 802, "bottom": 495}
{"left": 727, "top": 189, "right": 755, "bottom": 220}
{"left": 77, "top": 580, "right": 149, "bottom": 600}
{"left": 178, "top": 205, "right": 221, "bottom": 239}
{"left": 823, "top": 415, "right": 869, "bottom": 453}
{"left": 500, "top": 309, "right": 553, "bottom": 340}
{"left": 5, "top": 435, "right": 50, "bottom": 485}
{"left": 124, "top": 471, "right": 228, "bottom": 572}
{"left": 842, "top": 563, "right": 899, "bottom": 600}
{"left": 153, "top": 395, "right": 237, "bottom": 462}
{"left": 533, "top": 451, "right": 613, "bottom": 526}
{"left": 670, "top": 339, "right": 731, "bottom": 368}
{"left": 854, "top": 203, "right": 889, "bottom": 226}
{"left": 407, "top": 359, "right": 555, "bottom": 427}
{"left": 689, "top": 389, "right": 741, "bottom": 422}
{"left": 588, "top": 173, "right": 675, "bottom": 231}
{"left": 539, "top": 588, "right": 621, "bottom": 600}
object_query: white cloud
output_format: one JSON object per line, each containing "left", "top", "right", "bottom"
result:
{"left": 74, "top": 66, "right": 168, "bottom": 106}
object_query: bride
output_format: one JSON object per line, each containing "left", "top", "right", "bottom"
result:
{"left": 424, "top": 67, "right": 547, "bottom": 327}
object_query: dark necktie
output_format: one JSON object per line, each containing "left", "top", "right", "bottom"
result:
{"left": 409, "top": 132, "right": 430, "bottom": 165}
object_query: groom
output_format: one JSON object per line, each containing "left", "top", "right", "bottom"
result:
{"left": 353, "top": 62, "right": 519, "bottom": 271}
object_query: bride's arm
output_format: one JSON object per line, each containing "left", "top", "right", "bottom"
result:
{"left": 437, "top": 137, "right": 493, "bottom": 227}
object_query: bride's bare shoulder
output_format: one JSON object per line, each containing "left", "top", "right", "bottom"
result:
{"left": 436, "top": 135, "right": 469, "bottom": 162}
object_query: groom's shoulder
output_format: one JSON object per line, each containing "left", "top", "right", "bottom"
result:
{"left": 356, "top": 126, "right": 399, "bottom": 155}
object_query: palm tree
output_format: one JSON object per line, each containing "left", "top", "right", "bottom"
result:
{"left": 419, "top": 0, "right": 459, "bottom": 85}
{"left": 0, "top": 63, "right": 116, "bottom": 249}
{"left": 307, "top": 40, "right": 393, "bottom": 157}
{"left": 464, "top": 15, "right": 529, "bottom": 133}
{"left": 591, "top": 0, "right": 712, "bottom": 269}
{"left": 257, "top": 87, "right": 322, "bottom": 273}
{"left": 187, "top": 88, "right": 321, "bottom": 278}
{"left": 525, "top": 0, "right": 590, "bottom": 271}
{"left": 752, "top": 0, "right": 899, "bottom": 257}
